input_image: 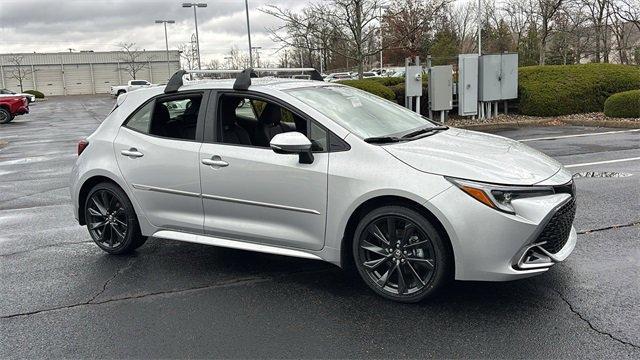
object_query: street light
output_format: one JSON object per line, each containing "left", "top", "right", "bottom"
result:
{"left": 245, "top": 0, "right": 253, "bottom": 67}
{"left": 155, "top": 19, "right": 175, "bottom": 76}
{"left": 182, "top": 2, "right": 207, "bottom": 70}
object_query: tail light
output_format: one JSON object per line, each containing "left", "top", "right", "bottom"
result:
{"left": 77, "top": 139, "right": 89, "bottom": 156}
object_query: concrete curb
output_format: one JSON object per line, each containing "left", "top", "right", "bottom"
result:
{"left": 456, "top": 118, "right": 640, "bottom": 131}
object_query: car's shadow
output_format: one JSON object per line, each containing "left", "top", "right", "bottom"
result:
{"left": 105, "top": 238, "right": 569, "bottom": 311}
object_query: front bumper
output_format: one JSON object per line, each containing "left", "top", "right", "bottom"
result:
{"left": 429, "top": 182, "right": 577, "bottom": 281}
{"left": 15, "top": 105, "right": 29, "bottom": 116}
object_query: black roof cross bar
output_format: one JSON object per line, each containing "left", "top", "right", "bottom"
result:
{"left": 164, "top": 67, "right": 323, "bottom": 94}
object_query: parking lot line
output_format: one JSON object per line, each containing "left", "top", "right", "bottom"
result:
{"left": 565, "top": 156, "right": 640, "bottom": 168}
{"left": 520, "top": 129, "right": 640, "bottom": 142}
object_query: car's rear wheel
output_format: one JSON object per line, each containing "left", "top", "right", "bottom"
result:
{"left": 84, "top": 182, "right": 147, "bottom": 254}
{"left": 352, "top": 206, "right": 451, "bottom": 302}
{"left": 0, "top": 108, "right": 12, "bottom": 124}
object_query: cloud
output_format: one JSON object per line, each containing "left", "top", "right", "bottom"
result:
{"left": 0, "top": 0, "right": 301, "bottom": 64}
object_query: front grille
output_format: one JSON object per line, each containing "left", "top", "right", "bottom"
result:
{"left": 537, "top": 198, "right": 577, "bottom": 253}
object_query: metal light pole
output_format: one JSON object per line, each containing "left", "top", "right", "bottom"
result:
{"left": 379, "top": 5, "right": 388, "bottom": 73}
{"left": 155, "top": 19, "right": 175, "bottom": 76}
{"left": 245, "top": 0, "right": 253, "bottom": 67}
{"left": 182, "top": 2, "right": 207, "bottom": 70}
{"left": 477, "top": 0, "right": 482, "bottom": 56}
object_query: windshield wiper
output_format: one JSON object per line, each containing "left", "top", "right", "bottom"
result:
{"left": 401, "top": 125, "right": 449, "bottom": 139}
{"left": 364, "top": 136, "right": 404, "bottom": 144}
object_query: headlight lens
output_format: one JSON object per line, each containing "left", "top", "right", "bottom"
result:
{"left": 446, "top": 177, "right": 555, "bottom": 214}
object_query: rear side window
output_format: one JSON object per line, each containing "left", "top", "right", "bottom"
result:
{"left": 125, "top": 101, "right": 153, "bottom": 133}
{"left": 125, "top": 94, "right": 202, "bottom": 141}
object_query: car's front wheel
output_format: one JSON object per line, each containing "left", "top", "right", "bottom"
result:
{"left": 84, "top": 182, "right": 147, "bottom": 254}
{"left": 352, "top": 206, "right": 451, "bottom": 302}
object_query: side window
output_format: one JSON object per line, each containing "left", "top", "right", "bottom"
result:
{"left": 310, "top": 121, "right": 328, "bottom": 152}
{"left": 125, "top": 95, "right": 202, "bottom": 141}
{"left": 125, "top": 101, "right": 153, "bottom": 134}
{"left": 149, "top": 96, "right": 201, "bottom": 140}
{"left": 235, "top": 99, "right": 257, "bottom": 120}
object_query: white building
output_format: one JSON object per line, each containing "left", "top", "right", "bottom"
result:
{"left": 0, "top": 50, "right": 181, "bottom": 96}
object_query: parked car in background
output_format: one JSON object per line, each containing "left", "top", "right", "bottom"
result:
{"left": 0, "top": 89, "right": 36, "bottom": 103}
{"left": 71, "top": 69, "right": 577, "bottom": 303}
{"left": 359, "top": 72, "right": 380, "bottom": 79}
{"left": 0, "top": 95, "right": 29, "bottom": 124}
{"left": 324, "top": 72, "right": 353, "bottom": 82}
{"left": 110, "top": 80, "right": 153, "bottom": 97}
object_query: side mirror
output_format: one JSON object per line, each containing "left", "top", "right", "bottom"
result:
{"left": 270, "top": 132, "right": 314, "bottom": 164}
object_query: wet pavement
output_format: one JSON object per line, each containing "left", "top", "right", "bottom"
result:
{"left": 1, "top": 96, "right": 639, "bottom": 358}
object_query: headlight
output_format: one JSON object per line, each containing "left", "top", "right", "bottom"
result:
{"left": 446, "top": 177, "right": 554, "bottom": 214}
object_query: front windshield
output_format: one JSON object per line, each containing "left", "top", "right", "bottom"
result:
{"left": 287, "top": 85, "right": 435, "bottom": 139}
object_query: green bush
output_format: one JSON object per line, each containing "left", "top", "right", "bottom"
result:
{"left": 370, "top": 77, "right": 405, "bottom": 86}
{"left": 23, "top": 90, "right": 45, "bottom": 98}
{"left": 604, "top": 90, "right": 640, "bottom": 118}
{"left": 338, "top": 79, "right": 396, "bottom": 101}
{"left": 519, "top": 63, "right": 640, "bottom": 116}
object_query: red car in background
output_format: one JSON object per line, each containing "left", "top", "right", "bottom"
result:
{"left": 0, "top": 95, "right": 29, "bottom": 124}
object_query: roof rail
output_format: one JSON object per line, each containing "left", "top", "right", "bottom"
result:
{"left": 164, "top": 67, "right": 323, "bottom": 94}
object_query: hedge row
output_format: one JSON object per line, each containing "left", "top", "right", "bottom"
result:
{"left": 604, "top": 90, "right": 640, "bottom": 118}
{"left": 336, "top": 79, "right": 396, "bottom": 101}
{"left": 23, "top": 90, "right": 45, "bottom": 98}
{"left": 339, "top": 64, "right": 640, "bottom": 117}
{"left": 519, "top": 63, "right": 640, "bottom": 116}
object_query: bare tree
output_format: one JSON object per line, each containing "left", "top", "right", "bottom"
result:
{"left": 537, "top": 0, "right": 564, "bottom": 65}
{"left": 116, "top": 42, "right": 150, "bottom": 80}
{"left": 6, "top": 55, "right": 34, "bottom": 92}
{"left": 227, "top": 45, "right": 250, "bottom": 70}
{"left": 205, "top": 59, "right": 222, "bottom": 70}
{"left": 177, "top": 43, "right": 197, "bottom": 71}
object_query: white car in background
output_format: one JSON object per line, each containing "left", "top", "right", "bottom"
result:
{"left": 110, "top": 80, "right": 154, "bottom": 97}
{"left": 324, "top": 72, "right": 353, "bottom": 82}
{"left": 0, "top": 89, "right": 36, "bottom": 103}
{"left": 71, "top": 68, "right": 577, "bottom": 303}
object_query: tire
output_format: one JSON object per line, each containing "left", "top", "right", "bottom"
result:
{"left": 84, "top": 182, "right": 147, "bottom": 254}
{"left": 0, "top": 108, "right": 12, "bottom": 124}
{"left": 352, "top": 206, "right": 451, "bottom": 303}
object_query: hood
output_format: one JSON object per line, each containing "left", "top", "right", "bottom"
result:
{"left": 384, "top": 128, "right": 562, "bottom": 185}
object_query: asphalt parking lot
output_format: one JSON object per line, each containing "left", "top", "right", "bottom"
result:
{"left": 1, "top": 95, "right": 638, "bottom": 358}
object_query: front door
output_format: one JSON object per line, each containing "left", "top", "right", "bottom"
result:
{"left": 113, "top": 92, "right": 206, "bottom": 232}
{"left": 199, "top": 93, "right": 329, "bottom": 251}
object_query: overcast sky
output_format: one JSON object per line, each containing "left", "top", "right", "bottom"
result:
{"left": 0, "top": 0, "right": 305, "bottom": 64}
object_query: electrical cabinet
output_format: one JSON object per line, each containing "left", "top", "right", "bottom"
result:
{"left": 404, "top": 65, "right": 423, "bottom": 97}
{"left": 479, "top": 53, "right": 518, "bottom": 101}
{"left": 428, "top": 65, "right": 453, "bottom": 111}
{"left": 457, "top": 54, "right": 478, "bottom": 116}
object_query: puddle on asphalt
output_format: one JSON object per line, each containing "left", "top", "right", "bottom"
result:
{"left": 573, "top": 171, "right": 633, "bottom": 178}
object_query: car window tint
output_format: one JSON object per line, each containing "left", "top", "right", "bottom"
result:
{"left": 235, "top": 99, "right": 257, "bottom": 120}
{"left": 148, "top": 96, "right": 201, "bottom": 141}
{"left": 310, "top": 121, "right": 327, "bottom": 152}
{"left": 125, "top": 101, "right": 153, "bottom": 133}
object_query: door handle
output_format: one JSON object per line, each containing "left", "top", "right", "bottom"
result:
{"left": 201, "top": 156, "right": 228, "bottom": 168}
{"left": 121, "top": 148, "right": 144, "bottom": 158}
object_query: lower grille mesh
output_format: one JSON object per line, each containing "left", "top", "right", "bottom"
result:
{"left": 538, "top": 198, "right": 577, "bottom": 254}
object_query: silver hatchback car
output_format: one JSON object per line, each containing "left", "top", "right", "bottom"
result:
{"left": 70, "top": 69, "right": 577, "bottom": 302}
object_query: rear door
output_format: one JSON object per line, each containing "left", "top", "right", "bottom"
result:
{"left": 113, "top": 91, "right": 207, "bottom": 232}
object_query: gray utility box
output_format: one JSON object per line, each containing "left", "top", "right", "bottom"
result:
{"left": 479, "top": 53, "right": 518, "bottom": 101}
{"left": 458, "top": 54, "right": 479, "bottom": 116}
{"left": 428, "top": 65, "right": 453, "bottom": 111}
{"left": 404, "top": 65, "right": 423, "bottom": 97}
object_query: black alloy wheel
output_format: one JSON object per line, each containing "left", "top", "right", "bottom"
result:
{"left": 353, "top": 206, "right": 451, "bottom": 302}
{"left": 85, "top": 182, "right": 146, "bottom": 254}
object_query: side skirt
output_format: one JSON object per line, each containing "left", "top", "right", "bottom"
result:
{"left": 152, "top": 230, "right": 324, "bottom": 261}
